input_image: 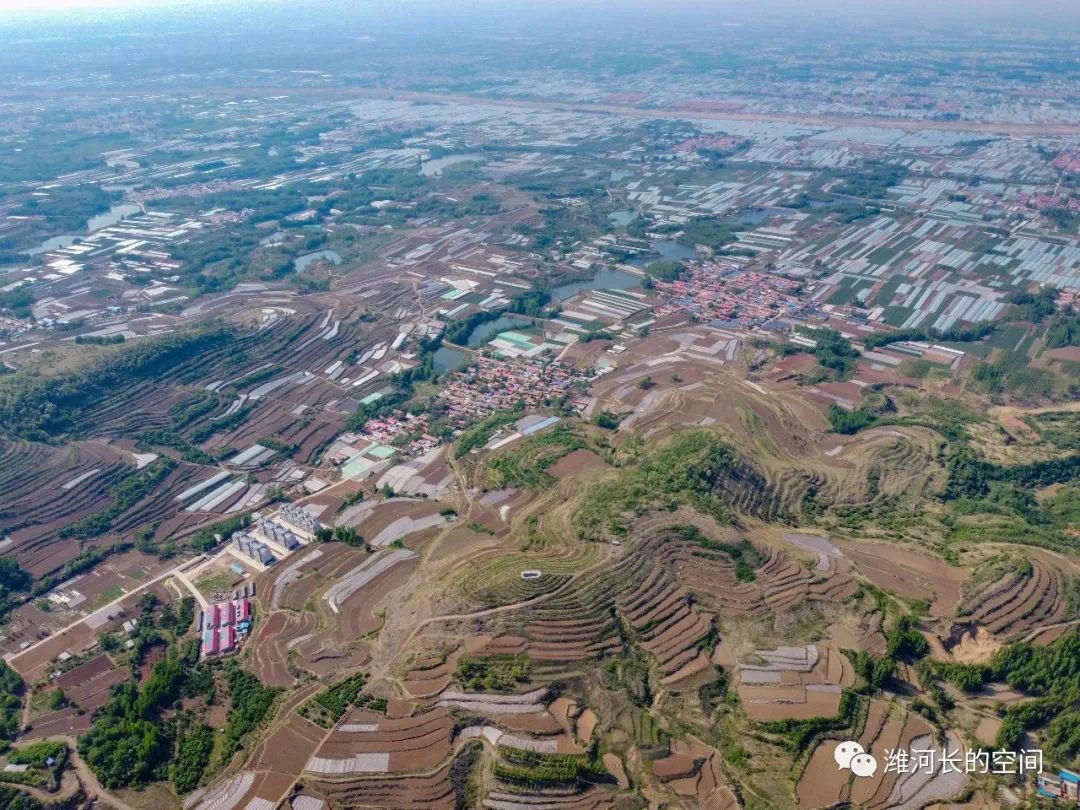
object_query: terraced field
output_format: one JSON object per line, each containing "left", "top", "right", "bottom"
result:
{"left": 304, "top": 752, "right": 464, "bottom": 810}
{"left": 954, "top": 549, "right": 1075, "bottom": 640}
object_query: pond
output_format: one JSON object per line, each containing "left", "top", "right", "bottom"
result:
{"left": 551, "top": 268, "right": 642, "bottom": 301}
{"left": 466, "top": 315, "right": 533, "bottom": 347}
{"left": 734, "top": 207, "right": 786, "bottom": 226}
{"left": 25, "top": 234, "right": 82, "bottom": 256}
{"left": 293, "top": 249, "right": 342, "bottom": 273}
{"left": 419, "top": 153, "right": 485, "bottom": 177}
{"left": 433, "top": 346, "right": 470, "bottom": 374}
{"left": 607, "top": 210, "right": 635, "bottom": 227}
{"left": 628, "top": 239, "right": 698, "bottom": 269}
{"left": 87, "top": 203, "right": 142, "bottom": 231}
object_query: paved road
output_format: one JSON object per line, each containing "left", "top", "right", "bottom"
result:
{"left": 6, "top": 554, "right": 210, "bottom": 676}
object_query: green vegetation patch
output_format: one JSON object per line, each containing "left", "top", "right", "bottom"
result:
{"left": 493, "top": 748, "right": 612, "bottom": 789}
{"left": 57, "top": 458, "right": 176, "bottom": 540}
{"left": 984, "top": 629, "right": 1080, "bottom": 766}
{"left": 486, "top": 425, "right": 589, "bottom": 489}
{"left": 972, "top": 350, "right": 1059, "bottom": 400}
{"left": 455, "top": 655, "right": 531, "bottom": 692}
{"left": 454, "top": 410, "right": 520, "bottom": 459}
{"left": 222, "top": 664, "right": 280, "bottom": 759}
{"left": 791, "top": 326, "right": 861, "bottom": 381}
{"left": 574, "top": 430, "right": 754, "bottom": 540}
{"left": 301, "top": 672, "right": 385, "bottom": 728}
{"left": 0, "top": 326, "right": 235, "bottom": 442}
{"left": 0, "top": 662, "right": 26, "bottom": 748}
{"left": 1025, "top": 411, "right": 1080, "bottom": 451}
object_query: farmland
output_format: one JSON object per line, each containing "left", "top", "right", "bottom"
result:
{"left": 1, "top": 5, "right": 1080, "bottom": 808}
{"left": 4, "top": 321, "right": 1080, "bottom": 808}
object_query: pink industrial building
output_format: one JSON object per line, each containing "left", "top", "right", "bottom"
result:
{"left": 201, "top": 598, "right": 252, "bottom": 658}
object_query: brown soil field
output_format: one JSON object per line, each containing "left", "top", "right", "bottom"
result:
{"left": 953, "top": 549, "right": 1074, "bottom": 640}
{"left": 8, "top": 580, "right": 171, "bottom": 680}
{"left": 249, "top": 711, "right": 326, "bottom": 774}
{"left": 313, "top": 707, "right": 453, "bottom": 773}
{"left": 305, "top": 755, "right": 459, "bottom": 809}
{"left": 836, "top": 539, "right": 967, "bottom": 616}
{"left": 22, "top": 706, "right": 92, "bottom": 740}
{"left": 499, "top": 712, "right": 564, "bottom": 734}
{"left": 425, "top": 525, "right": 495, "bottom": 564}
{"left": 284, "top": 549, "right": 417, "bottom": 677}
{"left": 548, "top": 448, "right": 609, "bottom": 479}
{"left": 248, "top": 609, "right": 317, "bottom": 686}
{"left": 402, "top": 657, "right": 453, "bottom": 699}
{"left": 263, "top": 542, "right": 365, "bottom": 611}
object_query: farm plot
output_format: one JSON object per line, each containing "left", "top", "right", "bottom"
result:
{"left": 247, "top": 610, "right": 318, "bottom": 687}
{"left": 835, "top": 539, "right": 968, "bottom": 617}
{"left": 436, "top": 687, "right": 550, "bottom": 716}
{"left": 656, "top": 740, "right": 739, "bottom": 809}
{"left": 334, "top": 499, "right": 449, "bottom": 547}
{"left": 402, "top": 655, "right": 454, "bottom": 699}
{"left": 24, "top": 653, "right": 133, "bottom": 740}
{"left": 261, "top": 541, "right": 362, "bottom": 612}
{"left": 795, "top": 702, "right": 967, "bottom": 810}
{"left": 334, "top": 555, "right": 418, "bottom": 639}
{"left": 437, "top": 520, "right": 715, "bottom": 679}
{"left": 191, "top": 768, "right": 295, "bottom": 810}
{"left": 7, "top": 579, "right": 172, "bottom": 680}
{"left": 451, "top": 539, "right": 601, "bottom": 612}
{"left": 275, "top": 550, "right": 417, "bottom": 677}
{"left": 663, "top": 526, "right": 858, "bottom": 616}
{"left": 616, "top": 563, "right": 715, "bottom": 684}
{"left": 548, "top": 448, "right": 609, "bottom": 479}
{"left": 376, "top": 447, "right": 454, "bottom": 498}
{"left": 247, "top": 710, "right": 326, "bottom": 775}
{"left": 308, "top": 706, "right": 453, "bottom": 774}
{"left": 0, "top": 439, "right": 131, "bottom": 574}
{"left": 487, "top": 745, "right": 617, "bottom": 809}
{"left": 734, "top": 642, "right": 855, "bottom": 721}
{"left": 303, "top": 754, "right": 462, "bottom": 810}
{"left": 484, "top": 787, "right": 616, "bottom": 810}
{"left": 323, "top": 549, "right": 417, "bottom": 614}
{"left": 952, "top": 549, "right": 1070, "bottom": 640}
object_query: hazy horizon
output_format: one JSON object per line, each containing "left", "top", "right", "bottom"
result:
{"left": 2, "top": 0, "right": 1080, "bottom": 27}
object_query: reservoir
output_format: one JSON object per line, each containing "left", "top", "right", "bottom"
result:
{"left": 24, "top": 202, "right": 146, "bottom": 255}
{"left": 294, "top": 249, "right": 342, "bottom": 273}
{"left": 552, "top": 268, "right": 642, "bottom": 301}
{"left": 734, "top": 207, "right": 786, "bottom": 225}
{"left": 25, "top": 235, "right": 81, "bottom": 256}
{"left": 628, "top": 239, "right": 698, "bottom": 269}
{"left": 433, "top": 346, "right": 469, "bottom": 374}
{"left": 466, "top": 315, "right": 533, "bottom": 347}
{"left": 420, "top": 153, "right": 485, "bottom": 177}
{"left": 87, "top": 203, "right": 142, "bottom": 232}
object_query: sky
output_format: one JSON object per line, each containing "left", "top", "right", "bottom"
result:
{"left": 1, "top": 0, "right": 1077, "bottom": 8}
{"left": 1, "top": 0, "right": 1078, "bottom": 26}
